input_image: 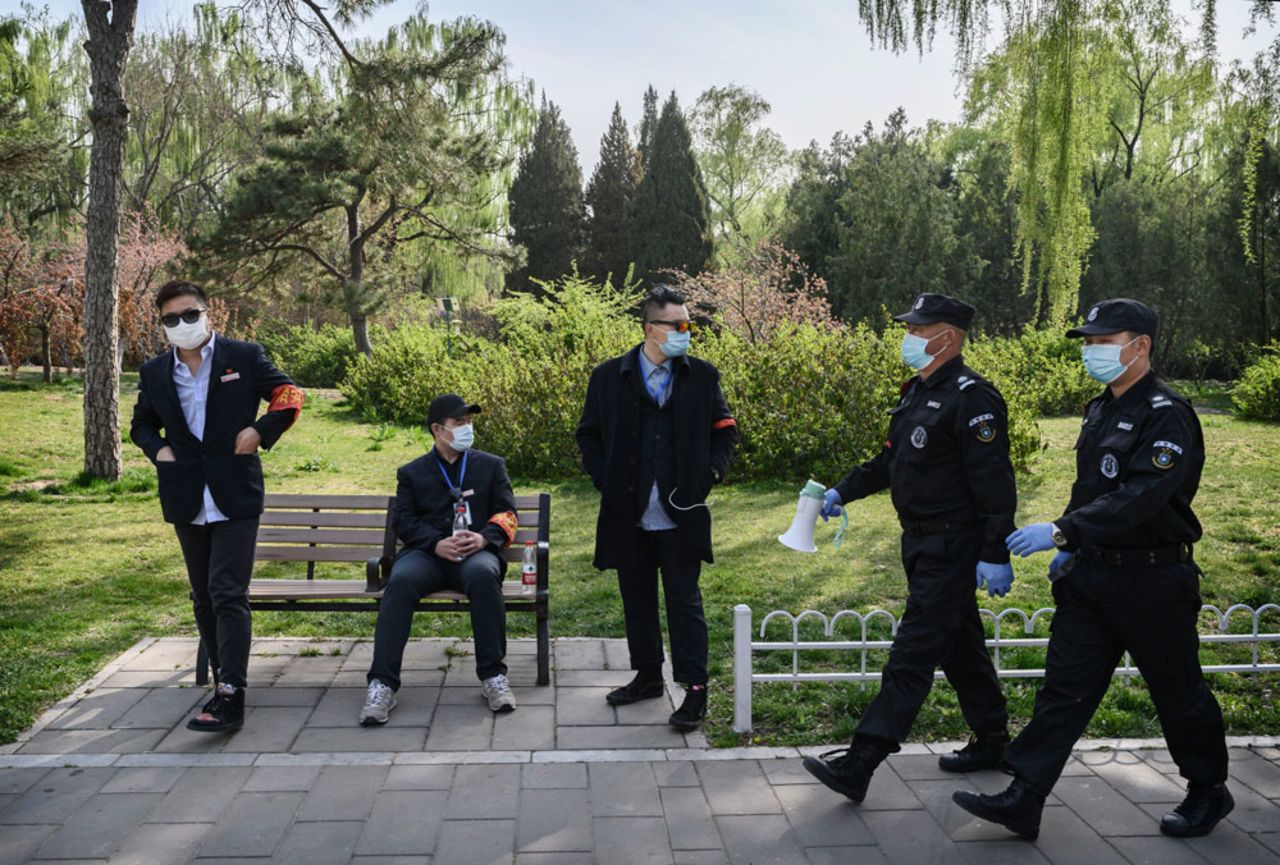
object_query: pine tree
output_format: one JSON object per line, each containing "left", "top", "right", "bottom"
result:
{"left": 630, "top": 92, "right": 712, "bottom": 284}
{"left": 584, "top": 103, "right": 641, "bottom": 286}
{"left": 637, "top": 85, "right": 659, "bottom": 172}
{"left": 506, "top": 97, "right": 587, "bottom": 293}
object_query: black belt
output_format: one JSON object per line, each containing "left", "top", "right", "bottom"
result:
{"left": 1079, "top": 543, "right": 1193, "bottom": 568}
{"left": 900, "top": 519, "right": 980, "bottom": 535}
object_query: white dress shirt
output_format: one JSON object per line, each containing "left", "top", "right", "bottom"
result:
{"left": 172, "top": 333, "right": 228, "bottom": 525}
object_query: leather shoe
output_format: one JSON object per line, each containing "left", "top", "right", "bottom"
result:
{"left": 938, "top": 734, "right": 1009, "bottom": 773}
{"left": 669, "top": 686, "right": 707, "bottom": 731}
{"left": 606, "top": 671, "right": 665, "bottom": 706}
{"left": 187, "top": 685, "right": 244, "bottom": 733}
{"left": 801, "top": 737, "right": 891, "bottom": 804}
{"left": 1160, "top": 783, "right": 1234, "bottom": 838}
{"left": 952, "top": 778, "right": 1045, "bottom": 840}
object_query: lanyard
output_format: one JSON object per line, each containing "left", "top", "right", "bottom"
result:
{"left": 644, "top": 364, "right": 673, "bottom": 406}
{"left": 434, "top": 450, "right": 468, "bottom": 500}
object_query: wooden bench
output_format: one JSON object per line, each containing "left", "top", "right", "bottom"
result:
{"left": 194, "top": 492, "right": 551, "bottom": 686}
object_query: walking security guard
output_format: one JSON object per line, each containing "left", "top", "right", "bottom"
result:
{"left": 804, "top": 293, "right": 1017, "bottom": 804}
{"left": 953, "top": 298, "right": 1232, "bottom": 840}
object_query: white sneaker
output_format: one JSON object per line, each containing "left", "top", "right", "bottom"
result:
{"left": 359, "top": 680, "right": 397, "bottom": 726}
{"left": 482, "top": 674, "right": 517, "bottom": 713}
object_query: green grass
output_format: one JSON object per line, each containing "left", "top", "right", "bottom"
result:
{"left": 1, "top": 370, "right": 1277, "bottom": 747}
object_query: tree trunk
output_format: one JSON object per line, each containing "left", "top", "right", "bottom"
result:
{"left": 345, "top": 203, "right": 373, "bottom": 356}
{"left": 40, "top": 327, "right": 51, "bottom": 383}
{"left": 80, "top": 0, "right": 137, "bottom": 481}
{"left": 350, "top": 312, "right": 371, "bottom": 356}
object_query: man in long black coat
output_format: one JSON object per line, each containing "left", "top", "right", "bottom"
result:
{"left": 576, "top": 285, "right": 739, "bottom": 731}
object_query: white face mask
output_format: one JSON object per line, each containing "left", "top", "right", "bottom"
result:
{"left": 163, "top": 315, "right": 209, "bottom": 350}
{"left": 449, "top": 423, "right": 475, "bottom": 452}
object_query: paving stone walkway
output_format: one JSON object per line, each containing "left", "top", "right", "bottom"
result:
{"left": 2, "top": 637, "right": 1279, "bottom": 864}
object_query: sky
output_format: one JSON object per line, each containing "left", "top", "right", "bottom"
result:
{"left": 14, "top": 0, "right": 1278, "bottom": 173}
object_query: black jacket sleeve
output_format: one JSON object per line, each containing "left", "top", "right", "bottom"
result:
{"left": 250, "top": 344, "right": 303, "bottom": 450}
{"left": 834, "top": 445, "right": 891, "bottom": 504}
{"left": 129, "top": 365, "right": 169, "bottom": 463}
{"left": 575, "top": 367, "right": 606, "bottom": 491}
{"left": 1056, "top": 406, "right": 1197, "bottom": 548}
{"left": 479, "top": 457, "right": 518, "bottom": 554}
{"left": 956, "top": 385, "right": 1017, "bottom": 564}
{"left": 709, "top": 370, "right": 738, "bottom": 483}
{"left": 393, "top": 465, "right": 446, "bottom": 556}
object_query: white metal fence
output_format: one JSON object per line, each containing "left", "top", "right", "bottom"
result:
{"left": 731, "top": 602, "right": 1280, "bottom": 733}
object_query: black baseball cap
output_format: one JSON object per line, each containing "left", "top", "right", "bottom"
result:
{"left": 1066, "top": 298, "right": 1159, "bottom": 339}
{"left": 427, "top": 393, "right": 481, "bottom": 428}
{"left": 893, "top": 293, "right": 976, "bottom": 330}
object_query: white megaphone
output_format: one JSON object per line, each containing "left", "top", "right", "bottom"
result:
{"left": 778, "top": 479, "right": 828, "bottom": 553}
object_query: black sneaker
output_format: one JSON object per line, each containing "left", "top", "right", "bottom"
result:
{"left": 938, "top": 734, "right": 1009, "bottom": 773}
{"left": 801, "top": 739, "right": 889, "bottom": 804}
{"left": 952, "top": 778, "right": 1045, "bottom": 840}
{"left": 669, "top": 687, "right": 707, "bottom": 731}
{"left": 187, "top": 684, "right": 244, "bottom": 733}
{"left": 606, "top": 671, "right": 665, "bottom": 706}
{"left": 1160, "top": 783, "right": 1234, "bottom": 838}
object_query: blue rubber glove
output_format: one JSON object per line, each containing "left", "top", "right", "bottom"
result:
{"left": 976, "top": 561, "right": 1015, "bottom": 597}
{"left": 821, "top": 489, "right": 843, "bottom": 522}
{"left": 1006, "top": 523, "right": 1057, "bottom": 557}
{"left": 1048, "top": 550, "right": 1074, "bottom": 580}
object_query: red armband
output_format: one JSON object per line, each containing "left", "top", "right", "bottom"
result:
{"left": 712, "top": 417, "right": 737, "bottom": 431}
{"left": 487, "top": 511, "right": 518, "bottom": 546}
{"left": 268, "top": 384, "right": 305, "bottom": 430}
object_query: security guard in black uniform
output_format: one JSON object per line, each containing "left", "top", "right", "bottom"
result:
{"left": 953, "top": 298, "right": 1232, "bottom": 840}
{"left": 804, "top": 293, "right": 1017, "bottom": 804}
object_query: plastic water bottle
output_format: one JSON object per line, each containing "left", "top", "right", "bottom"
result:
{"left": 521, "top": 541, "right": 537, "bottom": 595}
{"left": 452, "top": 504, "right": 468, "bottom": 536}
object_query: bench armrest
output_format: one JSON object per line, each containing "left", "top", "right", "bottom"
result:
{"left": 365, "top": 556, "right": 389, "bottom": 593}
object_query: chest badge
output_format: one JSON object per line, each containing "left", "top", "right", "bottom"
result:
{"left": 1100, "top": 453, "right": 1119, "bottom": 479}
{"left": 910, "top": 425, "right": 928, "bottom": 449}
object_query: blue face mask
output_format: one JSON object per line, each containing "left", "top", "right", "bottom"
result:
{"left": 900, "top": 331, "right": 945, "bottom": 370}
{"left": 660, "top": 330, "right": 690, "bottom": 358}
{"left": 1082, "top": 338, "right": 1138, "bottom": 384}
{"left": 448, "top": 423, "right": 474, "bottom": 452}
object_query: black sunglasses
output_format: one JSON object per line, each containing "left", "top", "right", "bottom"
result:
{"left": 647, "top": 319, "right": 694, "bottom": 334}
{"left": 160, "top": 308, "right": 206, "bottom": 327}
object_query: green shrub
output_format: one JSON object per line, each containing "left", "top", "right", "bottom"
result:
{"left": 967, "top": 326, "right": 1097, "bottom": 418}
{"left": 258, "top": 323, "right": 375, "bottom": 388}
{"left": 1232, "top": 346, "right": 1280, "bottom": 421}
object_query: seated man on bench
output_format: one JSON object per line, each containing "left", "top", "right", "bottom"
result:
{"left": 360, "top": 393, "right": 520, "bottom": 724}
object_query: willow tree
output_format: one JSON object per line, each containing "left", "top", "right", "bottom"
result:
{"left": 195, "top": 14, "right": 533, "bottom": 354}
{"left": 853, "top": 0, "right": 1228, "bottom": 322}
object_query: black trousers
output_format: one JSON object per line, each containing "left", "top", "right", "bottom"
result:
{"left": 1003, "top": 560, "right": 1228, "bottom": 795}
{"left": 173, "top": 517, "right": 259, "bottom": 689}
{"left": 617, "top": 529, "right": 708, "bottom": 686}
{"left": 854, "top": 529, "right": 1008, "bottom": 746}
{"left": 368, "top": 549, "right": 507, "bottom": 690}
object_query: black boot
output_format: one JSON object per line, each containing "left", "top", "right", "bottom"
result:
{"left": 938, "top": 734, "right": 1009, "bottom": 773}
{"left": 669, "top": 686, "right": 708, "bottom": 731}
{"left": 952, "top": 777, "right": 1045, "bottom": 840}
{"left": 1160, "top": 783, "right": 1234, "bottom": 838}
{"left": 606, "top": 670, "right": 665, "bottom": 706}
{"left": 186, "top": 684, "right": 244, "bottom": 733}
{"left": 801, "top": 737, "right": 891, "bottom": 804}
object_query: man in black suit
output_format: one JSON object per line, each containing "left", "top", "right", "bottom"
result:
{"left": 360, "top": 394, "right": 520, "bottom": 725}
{"left": 575, "top": 285, "right": 739, "bottom": 731}
{"left": 131, "top": 280, "right": 303, "bottom": 732}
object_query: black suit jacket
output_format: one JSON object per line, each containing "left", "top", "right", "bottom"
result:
{"left": 575, "top": 344, "right": 739, "bottom": 569}
{"left": 393, "top": 448, "right": 519, "bottom": 574}
{"left": 130, "top": 335, "right": 303, "bottom": 524}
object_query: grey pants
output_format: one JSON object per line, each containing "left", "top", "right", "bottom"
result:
{"left": 368, "top": 549, "right": 507, "bottom": 690}
{"left": 173, "top": 517, "right": 259, "bottom": 689}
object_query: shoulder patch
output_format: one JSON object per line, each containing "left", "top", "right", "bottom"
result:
{"left": 969, "top": 413, "right": 997, "bottom": 443}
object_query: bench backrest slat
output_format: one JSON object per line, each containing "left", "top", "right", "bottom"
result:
{"left": 258, "top": 527, "right": 386, "bottom": 546}
{"left": 257, "top": 545, "right": 381, "bottom": 563}
{"left": 260, "top": 510, "right": 388, "bottom": 528}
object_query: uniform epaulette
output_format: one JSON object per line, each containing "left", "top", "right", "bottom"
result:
{"left": 957, "top": 374, "right": 977, "bottom": 391}
{"left": 1150, "top": 393, "right": 1174, "bottom": 409}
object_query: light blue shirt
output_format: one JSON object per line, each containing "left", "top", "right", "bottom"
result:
{"left": 637, "top": 350, "right": 677, "bottom": 531}
{"left": 172, "top": 333, "right": 227, "bottom": 525}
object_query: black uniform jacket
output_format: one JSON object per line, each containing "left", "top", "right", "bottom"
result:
{"left": 130, "top": 335, "right": 304, "bottom": 524}
{"left": 834, "top": 355, "right": 1017, "bottom": 564}
{"left": 393, "top": 448, "right": 518, "bottom": 573}
{"left": 1056, "top": 372, "right": 1203, "bottom": 551}
{"left": 576, "top": 344, "right": 739, "bottom": 570}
